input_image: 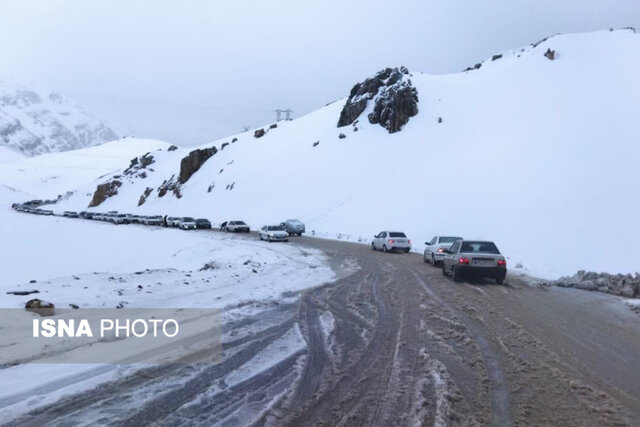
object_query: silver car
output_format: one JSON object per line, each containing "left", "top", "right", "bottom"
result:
{"left": 167, "top": 216, "right": 181, "bottom": 227}
{"left": 281, "top": 219, "right": 305, "bottom": 236}
{"left": 179, "top": 217, "right": 197, "bottom": 230}
{"left": 259, "top": 225, "right": 289, "bottom": 242}
{"left": 424, "top": 235, "right": 463, "bottom": 266}
{"left": 371, "top": 231, "right": 411, "bottom": 253}
{"left": 441, "top": 240, "right": 507, "bottom": 284}
{"left": 225, "top": 221, "right": 250, "bottom": 233}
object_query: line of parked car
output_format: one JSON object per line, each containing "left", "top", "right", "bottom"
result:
{"left": 371, "top": 230, "right": 507, "bottom": 284}
{"left": 13, "top": 203, "right": 504, "bottom": 283}
{"left": 12, "top": 203, "right": 308, "bottom": 244}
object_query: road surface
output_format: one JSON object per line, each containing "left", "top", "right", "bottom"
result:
{"left": 5, "top": 234, "right": 640, "bottom": 426}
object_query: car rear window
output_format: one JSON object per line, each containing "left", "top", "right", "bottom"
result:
{"left": 389, "top": 232, "right": 407, "bottom": 238}
{"left": 461, "top": 241, "right": 500, "bottom": 254}
{"left": 439, "top": 236, "right": 462, "bottom": 243}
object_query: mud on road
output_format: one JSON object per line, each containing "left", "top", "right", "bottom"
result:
{"left": 5, "top": 235, "right": 640, "bottom": 426}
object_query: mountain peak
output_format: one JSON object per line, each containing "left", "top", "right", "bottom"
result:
{"left": 0, "top": 79, "right": 118, "bottom": 157}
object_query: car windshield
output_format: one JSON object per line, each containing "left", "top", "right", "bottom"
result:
{"left": 236, "top": 221, "right": 246, "bottom": 225}
{"left": 389, "top": 232, "right": 407, "bottom": 238}
{"left": 182, "top": 217, "right": 195, "bottom": 222}
{"left": 267, "top": 226, "right": 283, "bottom": 231}
{"left": 287, "top": 219, "right": 301, "bottom": 224}
{"left": 196, "top": 219, "right": 208, "bottom": 223}
{"left": 460, "top": 241, "right": 500, "bottom": 254}
{"left": 440, "top": 236, "right": 462, "bottom": 243}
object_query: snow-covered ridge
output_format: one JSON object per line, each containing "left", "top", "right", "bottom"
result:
{"left": 0, "top": 78, "right": 119, "bottom": 157}
{"left": 0, "top": 137, "right": 171, "bottom": 198}
{"left": 46, "top": 29, "right": 640, "bottom": 278}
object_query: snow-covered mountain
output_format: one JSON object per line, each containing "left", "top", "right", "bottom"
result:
{"left": 47, "top": 29, "right": 640, "bottom": 278}
{"left": 0, "top": 79, "right": 118, "bottom": 157}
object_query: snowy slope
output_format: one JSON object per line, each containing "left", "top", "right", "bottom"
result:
{"left": 0, "top": 137, "right": 171, "bottom": 199}
{"left": 0, "top": 78, "right": 118, "bottom": 157}
{"left": 0, "top": 146, "right": 25, "bottom": 164}
{"left": 53, "top": 29, "right": 640, "bottom": 278}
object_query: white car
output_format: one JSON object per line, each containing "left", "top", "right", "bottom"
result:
{"left": 179, "top": 217, "right": 197, "bottom": 230}
{"left": 166, "top": 217, "right": 181, "bottom": 227}
{"left": 259, "top": 225, "right": 288, "bottom": 242}
{"left": 225, "top": 221, "right": 250, "bottom": 233}
{"left": 371, "top": 231, "right": 411, "bottom": 253}
{"left": 424, "top": 235, "right": 463, "bottom": 266}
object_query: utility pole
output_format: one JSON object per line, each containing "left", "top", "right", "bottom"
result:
{"left": 274, "top": 109, "right": 294, "bottom": 122}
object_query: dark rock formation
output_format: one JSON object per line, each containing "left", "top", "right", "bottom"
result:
{"left": 179, "top": 147, "right": 217, "bottom": 184}
{"left": 89, "top": 180, "right": 122, "bottom": 207}
{"left": 25, "top": 299, "right": 55, "bottom": 316}
{"left": 167, "top": 145, "right": 178, "bottom": 151}
{"left": 7, "top": 290, "right": 39, "bottom": 296}
{"left": 269, "top": 123, "right": 278, "bottom": 129}
{"left": 337, "top": 67, "right": 418, "bottom": 133}
{"left": 338, "top": 133, "right": 346, "bottom": 139}
{"left": 313, "top": 141, "right": 320, "bottom": 147}
{"left": 138, "top": 187, "right": 153, "bottom": 206}
{"left": 254, "top": 129, "right": 265, "bottom": 138}
{"left": 232, "top": 137, "right": 238, "bottom": 143}
{"left": 221, "top": 142, "right": 229, "bottom": 150}
{"left": 544, "top": 48, "right": 556, "bottom": 60}
{"left": 367, "top": 81, "right": 418, "bottom": 133}
{"left": 492, "top": 54, "right": 503, "bottom": 61}
{"left": 123, "top": 153, "right": 154, "bottom": 178}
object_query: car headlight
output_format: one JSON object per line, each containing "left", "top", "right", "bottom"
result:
{"left": 269, "top": 233, "right": 274, "bottom": 237}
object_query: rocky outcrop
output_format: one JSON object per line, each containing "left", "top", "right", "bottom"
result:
{"left": 138, "top": 187, "right": 153, "bottom": 206}
{"left": 123, "top": 153, "right": 154, "bottom": 178}
{"left": 157, "top": 175, "right": 182, "bottom": 198}
{"left": 178, "top": 147, "right": 217, "bottom": 184}
{"left": 368, "top": 81, "right": 419, "bottom": 133}
{"left": 254, "top": 129, "right": 265, "bottom": 138}
{"left": 89, "top": 180, "right": 122, "bottom": 207}
{"left": 544, "top": 48, "right": 556, "bottom": 60}
{"left": 551, "top": 270, "right": 640, "bottom": 297}
{"left": 25, "top": 298, "right": 55, "bottom": 316}
{"left": 337, "top": 67, "right": 419, "bottom": 133}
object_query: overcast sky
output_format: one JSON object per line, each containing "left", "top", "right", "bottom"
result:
{"left": 1, "top": 0, "right": 638, "bottom": 145}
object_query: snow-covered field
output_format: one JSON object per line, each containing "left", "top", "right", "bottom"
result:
{"left": 0, "top": 182, "right": 337, "bottom": 420}
{"left": 49, "top": 29, "right": 640, "bottom": 279}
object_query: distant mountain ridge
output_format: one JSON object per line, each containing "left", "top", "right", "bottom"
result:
{"left": 0, "top": 79, "right": 118, "bottom": 156}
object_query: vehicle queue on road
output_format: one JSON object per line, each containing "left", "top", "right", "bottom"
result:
{"left": 12, "top": 202, "right": 507, "bottom": 284}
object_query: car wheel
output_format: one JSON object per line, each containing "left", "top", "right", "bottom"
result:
{"left": 496, "top": 277, "right": 504, "bottom": 285}
{"left": 452, "top": 266, "right": 463, "bottom": 282}
{"left": 423, "top": 253, "right": 428, "bottom": 263}
{"left": 442, "top": 263, "right": 448, "bottom": 276}
{"left": 372, "top": 242, "right": 376, "bottom": 251}
{"left": 383, "top": 245, "right": 388, "bottom": 253}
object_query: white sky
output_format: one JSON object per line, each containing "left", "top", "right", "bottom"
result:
{"left": 1, "top": 0, "right": 638, "bottom": 145}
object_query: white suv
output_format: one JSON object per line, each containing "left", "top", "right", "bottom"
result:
{"left": 424, "top": 236, "right": 462, "bottom": 266}
{"left": 371, "top": 231, "right": 411, "bottom": 253}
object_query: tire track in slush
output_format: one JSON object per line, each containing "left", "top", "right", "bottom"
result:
{"left": 410, "top": 270, "right": 511, "bottom": 427}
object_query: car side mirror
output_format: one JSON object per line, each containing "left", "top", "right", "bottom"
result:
{"left": 424, "top": 242, "right": 428, "bottom": 245}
